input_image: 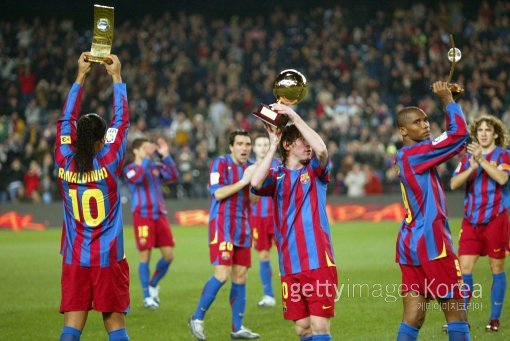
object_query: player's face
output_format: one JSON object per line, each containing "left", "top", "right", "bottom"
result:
{"left": 134, "top": 142, "right": 156, "bottom": 159}
{"left": 230, "top": 135, "right": 252, "bottom": 165}
{"left": 289, "top": 136, "right": 312, "bottom": 163}
{"left": 475, "top": 121, "right": 497, "bottom": 148}
{"left": 400, "top": 109, "right": 430, "bottom": 143}
{"left": 253, "top": 137, "right": 270, "bottom": 160}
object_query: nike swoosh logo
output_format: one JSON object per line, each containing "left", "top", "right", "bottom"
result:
{"left": 200, "top": 308, "right": 206, "bottom": 311}
{"left": 494, "top": 302, "right": 502, "bottom": 306}
{"left": 277, "top": 175, "right": 284, "bottom": 179}
{"left": 322, "top": 305, "right": 332, "bottom": 310}
{"left": 494, "top": 248, "right": 501, "bottom": 252}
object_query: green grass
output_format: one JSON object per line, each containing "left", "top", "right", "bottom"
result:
{"left": 0, "top": 220, "right": 509, "bottom": 340}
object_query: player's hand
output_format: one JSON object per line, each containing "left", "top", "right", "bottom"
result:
{"left": 467, "top": 142, "right": 483, "bottom": 163}
{"left": 432, "top": 81, "right": 454, "bottom": 105}
{"left": 103, "top": 54, "right": 122, "bottom": 83}
{"left": 271, "top": 103, "right": 300, "bottom": 122}
{"left": 468, "top": 157, "right": 479, "bottom": 171}
{"left": 76, "top": 52, "right": 92, "bottom": 84}
{"left": 156, "top": 138, "right": 170, "bottom": 158}
{"left": 241, "top": 164, "right": 257, "bottom": 186}
{"left": 263, "top": 122, "right": 282, "bottom": 148}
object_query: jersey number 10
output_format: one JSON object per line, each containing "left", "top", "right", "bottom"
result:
{"left": 69, "top": 189, "right": 106, "bottom": 227}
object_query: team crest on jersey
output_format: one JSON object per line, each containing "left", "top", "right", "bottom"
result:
{"left": 152, "top": 169, "right": 160, "bottom": 177}
{"left": 105, "top": 128, "right": 118, "bottom": 144}
{"left": 300, "top": 172, "right": 310, "bottom": 184}
{"left": 139, "top": 238, "right": 147, "bottom": 246}
{"left": 60, "top": 136, "right": 71, "bottom": 144}
{"left": 490, "top": 160, "right": 497, "bottom": 166}
{"left": 221, "top": 251, "right": 231, "bottom": 261}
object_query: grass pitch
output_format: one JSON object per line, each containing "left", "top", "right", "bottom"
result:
{"left": 0, "top": 220, "right": 508, "bottom": 340}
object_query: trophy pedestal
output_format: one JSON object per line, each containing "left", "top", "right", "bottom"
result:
{"left": 252, "top": 104, "right": 289, "bottom": 127}
{"left": 84, "top": 54, "right": 113, "bottom": 64}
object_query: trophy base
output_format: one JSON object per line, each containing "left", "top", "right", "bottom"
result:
{"left": 84, "top": 54, "right": 113, "bottom": 65}
{"left": 252, "top": 104, "right": 289, "bottom": 127}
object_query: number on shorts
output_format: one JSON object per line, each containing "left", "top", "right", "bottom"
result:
{"left": 69, "top": 189, "right": 106, "bottom": 227}
{"left": 219, "top": 241, "right": 233, "bottom": 251}
{"left": 282, "top": 282, "right": 288, "bottom": 299}
{"left": 138, "top": 225, "right": 149, "bottom": 238}
{"left": 454, "top": 259, "right": 462, "bottom": 277}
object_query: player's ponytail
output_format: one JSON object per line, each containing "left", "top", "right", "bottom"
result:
{"left": 75, "top": 113, "right": 107, "bottom": 173}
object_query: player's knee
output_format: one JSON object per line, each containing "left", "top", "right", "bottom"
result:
{"left": 294, "top": 321, "right": 311, "bottom": 337}
{"left": 403, "top": 312, "right": 426, "bottom": 329}
{"left": 214, "top": 266, "right": 232, "bottom": 283}
{"left": 310, "top": 318, "right": 330, "bottom": 334}
{"left": 259, "top": 251, "right": 270, "bottom": 261}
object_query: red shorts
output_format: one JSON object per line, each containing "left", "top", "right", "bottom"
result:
{"left": 280, "top": 267, "right": 338, "bottom": 321}
{"left": 251, "top": 216, "right": 275, "bottom": 251}
{"left": 60, "top": 259, "right": 130, "bottom": 313}
{"left": 133, "top": 212, "right": 174, "bottom": 251}
{"left": 400, "top": 253, "right": 467, "bottom": 300}
{"left": 458, "top": 212, "right": 509, "bottom": 259}
{"left": 209, "top": 242, "right": 251, "bottom": 267}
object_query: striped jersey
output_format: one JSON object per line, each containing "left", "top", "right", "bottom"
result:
{"left": 395, "top": 103, "right": 468, "bottom": 265}
{"left": 209, "top": 154, "right": 252, "bottom": 248}
{"left": 124, "top": 156, "right": 179, "bottom": 219}
{"left": 453, "top": 146, "right": 510, "bottom": 225}
{"left": 55, "top": 83, "right": 130, "bottom": 267}
{"left": 252, "top": 156, "right": 336, "bottom": 276}
{"left": 251, "top": 159, "right": 280, "bottom": 218}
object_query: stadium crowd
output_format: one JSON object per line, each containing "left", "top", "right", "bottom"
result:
{"left": 1, "top": 1, "right": 510, "bottom": 203}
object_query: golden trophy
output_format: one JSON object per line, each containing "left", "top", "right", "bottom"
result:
{"left": 442, "top": 34, "right": 464, "bottom": 99}
{"left": 252, "top": 69, "right": 307, "bottom": 127}
{"left": 84, "top": 5, "right": 114, "bottom": 64}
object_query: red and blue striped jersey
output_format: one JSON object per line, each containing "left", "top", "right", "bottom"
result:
{"left": 251, "top": 159, "right": 280, "bottom": 218}
{"left": 395, "top": 103, "right": 468, "bottom": 265}
{"left": 55, "top": 83, "right": 130, "bottom": 268}
{"left": 453, "top": 147, "right": 510, "bottom": 225}
{"left": 252, "top": 156, "right": 336, "bottom": 276}
{"left": 209, "top": 155, "right": 252, "bottom": 248}
{"left": 124, "top": 156, "right": 179, "bottom": 219}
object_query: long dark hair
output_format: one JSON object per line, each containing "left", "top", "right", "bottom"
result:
{"left": 75, "top": 113, "right": 107, "bottom": 172}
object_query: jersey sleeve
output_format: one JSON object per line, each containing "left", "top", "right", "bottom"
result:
{"left": 498, "top": 150, "right": 510, "bottom": 174}
{"left": 97, "top": 83, "right": 130, "bottom": 175}
{"left": 54, "top": 83, "right": 83, "bottom": 164}
{"left": 408, "top": 103, "right": 468, "bottom": 174}
{"left": 159, "top": 155, "right": 179, "bottom": 182}
{"left": 124, "top": 159, "right": 150, "bottom": 184}
{"left": 251, "top": 168, "right": 278, "bottom": 197}
{"left": 452, "top": 154, "right": 470, "bottom": 177}
{"left": 209, "top": 157, "right": 228, "bottom": 196}
{"left": 309, "top": 156, "right": 331, "bottom": 183}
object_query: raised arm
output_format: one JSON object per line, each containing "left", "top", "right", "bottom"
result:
{"left": 251, "top": 124, "right": 281, "bottom": 190}
{"left": 98, "top": 55, "right": 130, "bottom": 173}
{"left": 154, "top": 138, "right": 179, "bottom": 182}
{"left": 55, "top": 52, "right": 91, "bottom": 163}
{"left": 272, "top": 103, "right": 328, "bottom": 168}
{"left": 410, "top": 82, "right": 469, "bottom": 173}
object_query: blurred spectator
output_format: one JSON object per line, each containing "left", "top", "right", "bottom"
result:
{"left": 23, "top": 159, "right": 41, "bottom": 203}
{"left": 363, "top": 164, "right": 383, "bottom": 195}
{"left": 344, "top": 163, "right": 366, "bottom": 197}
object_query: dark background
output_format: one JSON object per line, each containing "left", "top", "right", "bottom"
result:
{"left": 1, "top": 0, "right": 482, "bottom": 27}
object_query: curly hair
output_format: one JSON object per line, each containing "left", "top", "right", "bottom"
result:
{"left": 278, "top": 124, "right": 302, "bottom": 164}
{"left": 75, "top": 114, "right": 107, "bottom": 173}
{"left": 469, "top": 115, "right": 509, "bottom": 147}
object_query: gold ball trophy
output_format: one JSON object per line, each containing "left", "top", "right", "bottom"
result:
{"left": 84, "top": 4, "right": 114, "bottom": 65}
{"left": 443, "top": 34, "right": 464, "bottom": 99}
{"left": 252, "top": 69, "right": 308, "bottom": 127}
